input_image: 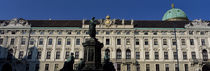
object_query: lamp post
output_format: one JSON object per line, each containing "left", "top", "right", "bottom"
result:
{"left": 173, "top": 21, "right": 180, "bottom": 71}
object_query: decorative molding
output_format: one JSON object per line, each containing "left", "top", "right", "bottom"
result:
{"left": 0, "top": 18, "right": 30, "bottom": 28}
{"left": 185, "top": 19, "right": 210, "bottom": 28}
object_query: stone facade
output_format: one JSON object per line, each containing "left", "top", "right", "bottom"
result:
{"left": 0, "top": 18, "right": 210, "bottom": 71}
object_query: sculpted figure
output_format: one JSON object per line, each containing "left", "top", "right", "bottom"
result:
{"left": 89, "top": 17, "right": 96, "bottom": 38}
{"left": 60, "top": 53, "right": 74, "bottom": 71}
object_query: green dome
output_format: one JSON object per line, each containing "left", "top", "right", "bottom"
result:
{"left": 162, "top": 8, "right": 188, "bottom": 21}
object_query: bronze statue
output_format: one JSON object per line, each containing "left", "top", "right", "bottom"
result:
{"left": 89, "top": 17, "right": 96, "bottom": 38}
{"left": 60, "top": 53, "right": 74, "bottom": 71}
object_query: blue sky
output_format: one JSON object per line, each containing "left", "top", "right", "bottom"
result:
{"left": 0, "top": 0, "right": 209, "bottom": 20}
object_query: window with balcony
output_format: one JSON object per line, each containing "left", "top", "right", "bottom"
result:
{"left": 116, "top": 49, "right": 121, "bottom": 59}
{"left": 126, "top": 49, "right": 131, "bottom": 59}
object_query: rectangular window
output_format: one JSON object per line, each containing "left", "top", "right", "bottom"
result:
{"left": 136, "top": 39, "right": 140, "bottom": 45}
{"left": 54, "top": 64, "right": 59, "bottom": 71}
{"left": 190, "top": 39, "right": 194, "bottom": 45}
{"left": 65, "top": 51, "right": 70, "bottom": 59}
{"left": 172, "top": 39, "right": 176, "bottom": 45}
{"left": 154, "top": 39, "right": 158, "bottom": 45}
{"left": 136, "top": 52, "right": 140, "bottom": 59}
{"left": 117, "top": 64, "right": 121, "bottom": 71}
{"left": 173, "top": 52, "right": 177, "bottom": 60}
{"left": 76, "top": 39, "right": 80, "bottom": 45}
{"left": 146, "top": 64, "right": 150, "bottom": 71}
{"left": 0, "top": 38, "right": 3, "bottom": 45}
{"left": 164, "top": 52, "right": 168, "bottom": 60}
{"left": 39, "top": 39, "right": 43, "bottom": 45}
{"left": 200, "top": 31, "right": 205, "bottom": 35}
{"left": 126, "top": 39, "right": 130, "bottom": 45}
{"left": 184, "top": 64, "right": 188, "bottom": 71}
{"left": 18, "top": 51, "right": 24, "bottom": 59}
{"left": 175, "top": 64, "right": 178, "bottom": 71}
{"left": 145, "top": 52, "right": 149, "bottom": 60}
{"left": 48, "top": 39, "right": 53, "bottom": 45}
{"left": 67, "top": 39, "right": 71, "bottom": 45}
{"left": 163, "top": 39, "right": 167, "bottom": 45}
{"left": 106, "top": 39, "right": 110, "bottom": 45}
{"left": 189, "top": 31, "right": 193, "bottom": 35}
{"left": 156, "top": 64, "right": 160, "bottom": 71}
{"left": 181, "top": 39, "right": 186, "bottom": 45}
{"left": 191, "top": 52, "right": 196, "bottom": 59}
{"left": 183, "top": 52, "right": 187, "bottom": 60}
{"left": 37, "top": 51, "right": 41, "bottom": 59}
{"left": 10, "top": 38, "right": 15, "bottom": 45}
{"left": 57, "top": 39, "right": 62, "bottom": 45}
{"left": 136, "top": 64, "right": 140, "bottom": 71}
{"left": 46, "top": 51, "right": 51, "bottom": 59}
{"left": 144, "top": 32, "right": 148, "bottom": 35}
{"left": 56, "top": 51, "right": 60, "bottom": 59}
{"left": 201, "top": 39, "right": 205, "bottom": 45}
{"left": 127, "top": 64, "right": 130, "bottom": 71}
{"left": 145, "top": 39, "right": 148, "bottom": 45}
{"left": 75, "top": 51, "right": 79, "bottom": 59}
{"left": 21, "top": 38, "right": 26, "bottom": 45}
{"left": 155, "top": 52, "right": 159, "bottom": 60}
{"left": 117, "top": 39, "right": 121, "bottom": 45}
{"left": 153, "top": 32, "right": 157, "bottom": 35}
{"left": 45, "top": 64, "right": 49, "bottom": 71}
{"left": 165, "top": 64, "right": 169, "bottom": 71}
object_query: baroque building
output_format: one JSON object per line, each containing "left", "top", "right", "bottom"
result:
{"left": 0, "top": 5, "right": 210, "bottom": 71}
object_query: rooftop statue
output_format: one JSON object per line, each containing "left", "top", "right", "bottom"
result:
{"left": 89, "top": 17, "right": 96, "bottom": 39}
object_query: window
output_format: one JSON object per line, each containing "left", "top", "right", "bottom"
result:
{"left": 172, "top": 39, "right": 176, "bottom": 45}
{"left": 201, "top": 39, "right": 205, "bottom": 45}
{"left": 65, "top": 51, "right": 70, "bottom": 59}
{"left": 190, "top": 39, "right": 194, "bottom": 45}
{"left": 27, "top": 50, "right": 33, "bottom": 59}
{"left": 37, "top": 51, "right": 41, "bottom": 59}
{"left": 57, "top": 38, "right": 62, "bottom": 45}
{"left": 136, "top": 39, "right": 139, "bottom": 45}
{"left": 136, "top": 52, "right": 140, "bottom": 59}
{"left": 164, "top": 52, "right": 168, "bottom": 60}
{"left": 146, "top": 64, "right": 150, "bottom": 71}
{"left": 11, "top": 31, "right": 16, "bottom": 34}
{"left": 18, "top": 51, "right": 24, "bottom": 59}
{"left": 106, "top": 31, "right": 110, "bottom": 35}
{"left": 35, "top": 64, "right": 39, "bottom": 71}
{"left": 0, "top": 30, "right": 4, "bottom": 34}
{"left": 77, "top": 31, "right": 80, "bottom": 35}
{"left": 67, "top": 31, "right": 71, "bottom": 35}
{"left": 76, "top": 39, "right": 80, "bottom": 45}
{"left": 155, "top": 52, "right": 159, "bottom": 60}
{"left": 117, "top": 39, "right": 121, "bottom": 45}
{"left": 126, "top": 32, "right": 130, "bottom": 35}
{"left": 21, "top": 38, "right": 26, "bottom": 45}
{"left": 30, "top": 38, "right": 35, "bottom": 45}
{"left": 134, "top": 31, "right": 139, "bottom": 35}
{"left": 75, "top": 51, "right": 79, "bottom": 59}
{"left": 202, "top": 50, "right": 208, "bottom": 61}
{"left": 54, "top": 64, "right": 59, "bottom": 71}
{"left": 56, "top": 51, "right": 60, "bottom": 59}
{"left": 116, "top": 49, "right": 121, "bottom": 59}
{"left": 126, "top": 49, "right": 131, "bottom": 59}
{"left": 106, "top": 39, "right": 110, "bottom": 45}
{"left": 39, "top": 38, "right": 43, "bottom": 45}
{"left": 153, "top": 32, "right": 157, "bottom": 35}
{"left": 189, "top": 31, "right": 193, "bottom": 35}
{"left": 58, "top": 31, "right": 62, "bottom": 35}
{"left": 145, "top": 39, "right": 148, "bottom": 45}
{"left": 154, "top": 39, "right": 158, "bottom": 45}
{"left": 136, "top": 64, "right": 140, "bottom": 71}
{"left": 156, "top": 64, "right": 160, "bottom": 71}
{"left": 163, "top": 39, "right": 167, "bottom": 45}
{"left": 175, "top": 64, "right": 178, "bottom": 71}
{"left": 31, "top": 30, "right": 35, "bottom": 35}
{"left": 145, "top": 52, "right": 149, "bottom": 60}
{"left": 117, "top": 64, "right": 121, "bottom": 71}
{"left": 10, "top": 38, "right": 15, "bottom": 45}
{"left": 46, "top": 51, "right": 51, "bottom": 59}
{"left": 181, "top": 39, "right": 186, "bottom": 45}
{"left": 184, "top": 64, "right": 188, "bottom": 71}
{"left": 0, "top": 38, "right": 3, "bottom": 45}
{"left": 183, "top": 52, "right": 187, "bottom": 60}
{"left": 200, "top": 31, "right": 205, "bottom": 35}
{"left": 66, "top": 38, "right": 71, "bottom": 45}
{"left": 173, "top": 52, "right": 178, "bottom": 60}
{"left": 191, "top": 52, "right": 196, "bottom": 59}
{"left": 127, "top": 64, "right": 130, "bottom": 71}
{"left": 45, "top": 64, "right": 49, "bottom": 71}
{"left": 165, "top": 64, "right": 169, "bottom": 71}
{"left": 48, "top": 38, "right": 53, "bottom": 45}
{"left": 49, "top": 31, "right": 53, "bottom": 34}
{"left": 40, "top": 31, "right": 44, "bottom": 35}
{"left": 126, "top": 39, "right": 130, "bottom": 45}
{"left": 144, "top": 32, "right": 148, "bottom": 35}
{"left": 105, "top": 49, "right": 110, "bottom": 58}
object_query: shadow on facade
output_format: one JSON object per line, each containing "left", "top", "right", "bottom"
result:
{"left": 0, "top": 46, "right": 40, "bottom": 71}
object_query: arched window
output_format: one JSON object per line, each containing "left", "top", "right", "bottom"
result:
{"left": 202, "top": 49, "right": 208, "bottom": 61}
{"left": 57, "top": 38, "right": 62, "bottom": 45}
{"left": 126, "top": 49, "right": 131, "bottom": 59}
{"left": 66, "top": 38, "right": 71, "bottom": 45}
{"left": 105, "top": 49, "right": 110, "bottom": 58}
{"left": 48, "top": 38, "right": 53, "bottom": 45}
{"left": 39, "top": 38, "right": 43, "bottom": 45}
{"left": 30, "top": 38, "right": 35, "bottom": 45}
{"left": 116, "top": 49, "right": 121, "bottom": 59}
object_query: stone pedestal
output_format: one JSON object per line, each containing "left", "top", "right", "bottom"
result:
{"left": 82, "top": 38, "right": 103, "bottom": 71}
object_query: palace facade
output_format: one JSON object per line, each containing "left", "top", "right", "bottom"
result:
{"left": 0, "top": 6, "right": 210, "bottom": 71}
